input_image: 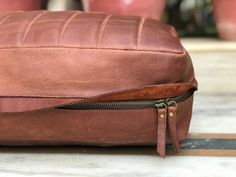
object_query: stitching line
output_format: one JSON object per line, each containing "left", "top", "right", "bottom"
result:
{"left": 22, "top": 11, "right": 48, "bottom": 42}
{"left": 0, "top": 94, "right": 90, "bottom": 98}
{"left": 0, "top": 15, "right": 11, "bottom": 25}
{"left": 0, "top": 83, "right": 195, "bottom": 98}
{"left": 58, "top": 12, "right": 80, "bottom": 45}
{"left": 96, "top": 15, "right": 111, "bottom": 47}
{"left": 0, "top": 46, "right": 184, "bottom": 54}
{"left": 137, "top": 17, "right": 145, "bottom": 50}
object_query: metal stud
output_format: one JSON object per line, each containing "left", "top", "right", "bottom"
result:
{"left": 169, "top": 112, "right": 174, "bottom": 117}
{"left": 160, "top": 113, "right": 165, "bottom": 119}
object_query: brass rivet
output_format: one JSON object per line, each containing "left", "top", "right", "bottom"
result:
{"left": 169, "top": 112, "right": 174, "bottom": 117}
{"left": 160, "top": 113, "right": 165, "bottom": 119}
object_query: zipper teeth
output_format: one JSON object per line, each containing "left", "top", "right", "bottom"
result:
{"left": 64, "top": 100, "right": 156, "bottom": 109}
{"left": 58, "top": 90, "right": 194, "bottom": 110}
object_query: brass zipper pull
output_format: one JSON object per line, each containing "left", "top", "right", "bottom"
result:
{"left": 166, "top": 100, "right": 180, "bottom": 153}
{"left": 155, "top": 100, "right": 167, "bottom": 157}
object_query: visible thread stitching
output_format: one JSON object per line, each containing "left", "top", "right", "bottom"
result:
{"left": 96, "top": 15, "right": 111, "bottom": 47}
{"left": 0, "top": 83, "right": 194, "bottom": 98}
{"left": 0, "top": 45, "right": 185, "bottom": 54}
{"left": 58, "top": 12, "right": 80, "bottom": 45}
{"left": 22, "top": 11, "right": 48, "bottom": 42}
{"left": 137, "top": 17, "right": 145, "bottom": 49}
{"left": 0, "top": 15, "right": 11, "bottom": 25}
{"left": 0, "top": 94, "right": 90, "bottom": 98}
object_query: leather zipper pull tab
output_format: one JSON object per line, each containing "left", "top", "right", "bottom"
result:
{"left": 155, "top": 101, "right": 167, "bottom": 157}
{"left": 167, "top": 100, "right": 180, "bottom": 153}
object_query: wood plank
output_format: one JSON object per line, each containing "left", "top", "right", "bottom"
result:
{"left": 180, "top": 138, "right": 236, "bottom": 150}
{"left": 168, "top": 149, "right": 236, "bottom": 156}
{"left": 189, "top": 133, "right": 236, "bottom": 139}
{"left": 167, "top": 133, "right": 236, "bottom": 156}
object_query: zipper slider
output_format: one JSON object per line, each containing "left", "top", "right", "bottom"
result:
{"left": 154, "top": 100, "right": 167, "bottom": 157}
{"left": 166, "top": 99, "right": 180, "bottom": 153}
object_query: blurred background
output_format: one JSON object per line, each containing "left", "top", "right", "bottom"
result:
{"left": 0, "top": 0, "right": 236, "bottom": 40}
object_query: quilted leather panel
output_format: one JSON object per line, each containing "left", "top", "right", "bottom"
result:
{"left": 0, "top": 11, "right": 183, "bottom": 53}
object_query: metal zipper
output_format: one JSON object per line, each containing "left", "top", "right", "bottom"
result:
{"left": 56, "top": 89, "right": 194, "bottom": 156}
{"left": 57, "top": 89, "right": 194, "bottom": 110}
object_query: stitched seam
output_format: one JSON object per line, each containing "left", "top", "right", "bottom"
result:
{"left": 0, "top": 20, "right": 65, "bottom": 26}
{"left": 0, "top": 83, "right": 195, "bottom": 98}
{"left": 0, "top": 94, "right": 90, "bottom": 98}
{"left": 58, "top": 12, "right": 80, "bottom": 45}
{"left": 96, "top": 15, "right": 111, "bottom": 47}
{"left": 22, "top": 11, "right": 48, "bottom": 42}
{"left": 0, "top": 46, "right": 184, "bottom": 54}
{"left": 136, "top": 17, "right": 145, "bottom": 50}
{"left": 0, "top": 15, "right": 11, "bottom": 25}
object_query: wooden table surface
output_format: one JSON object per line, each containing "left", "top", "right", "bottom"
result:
{"left": 0, "top": 38, "right": 236, "bottom": 177}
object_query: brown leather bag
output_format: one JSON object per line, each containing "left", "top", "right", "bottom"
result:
{"left": 0, "top": 11, "right": 197, "bottom": 156}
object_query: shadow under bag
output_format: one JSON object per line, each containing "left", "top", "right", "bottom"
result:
{"left": 0, "top": 11, "right": 197, "bottom": 156}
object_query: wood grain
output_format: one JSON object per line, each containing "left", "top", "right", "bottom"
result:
{"left": 189, "top": 133, "right": 236, "bottom": 139}
{"left": 168, "top": 149, "right": 236, "bottom": 156}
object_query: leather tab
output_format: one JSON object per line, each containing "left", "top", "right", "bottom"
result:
{"left": 167, "top": 105, "right": 180, "bottom": 153}
{"left": 156, "top": 107, "right": 167, "bottom": 157}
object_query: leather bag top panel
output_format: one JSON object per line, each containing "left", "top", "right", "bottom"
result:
{"left": 0, "top": 11, "right": 197, "bottom": 112}
{"left": 0, "top": 11, "right": 183, "bottom": 53}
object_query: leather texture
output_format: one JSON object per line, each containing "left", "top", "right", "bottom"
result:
{"left": 0, "top": 11, "right": 197, "bottom": 156}
{"left": 0, "top": 96, "right": 194, "bottom": 146}
{"left": 157, "top": 107, "right": 167, "bottom": 157}
{"left": 167, "top": 104, "right": 180, "bottom": 153}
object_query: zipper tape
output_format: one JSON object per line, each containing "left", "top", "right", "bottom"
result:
{"left": 57, "top": 89, "right": 194, "bottom": 110}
